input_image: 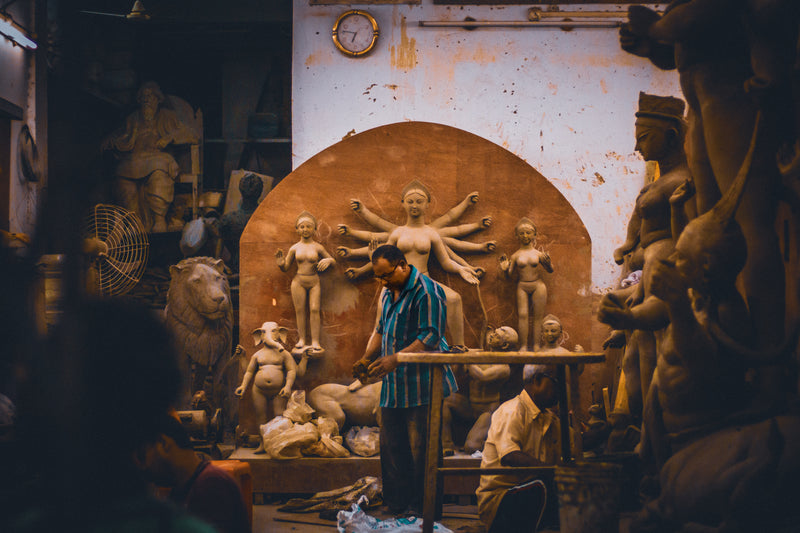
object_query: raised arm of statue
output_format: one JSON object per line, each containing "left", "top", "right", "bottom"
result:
{"left": 431, "top": 191, "right": 479, "bottom": 229}
{"left": 438, "top": 216, "right": 493, "bottom": 238}
{"left": 337, "top": 224, "right": 389, "bottom": 243}
{"left": 443, "top": 236, "right": 496, "bottom": 254}
{"left": 350, "top": 198, "right": 397, "bottom": 232}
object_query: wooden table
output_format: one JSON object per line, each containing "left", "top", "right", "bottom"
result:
{"left": 395, "top": 351, "right": 605, "bottom": 533}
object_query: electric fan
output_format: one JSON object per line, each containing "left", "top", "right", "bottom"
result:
{"left": 81, "top": 204, "right": 149, "bottom": 296}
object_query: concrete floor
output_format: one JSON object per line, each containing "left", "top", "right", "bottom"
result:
{"left": 252, "top": 501, "right": 635, "bottom": 532}
{"left": 251, "top": 501, "right": 599, "bottom": 532}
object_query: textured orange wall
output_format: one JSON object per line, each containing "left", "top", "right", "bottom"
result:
{"left": 239, "top": 122, "right": 593, "bottom": 433}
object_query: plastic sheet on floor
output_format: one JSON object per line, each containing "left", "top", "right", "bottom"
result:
{"left": 337, "top": 496, "right": 453, "bottom": 533}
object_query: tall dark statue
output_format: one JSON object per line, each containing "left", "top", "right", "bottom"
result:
{"left": 619, "top": 0, "right": 788, "bottom": 349}
{"left": 598, "top": 93, "right": 691, "bottom": 427}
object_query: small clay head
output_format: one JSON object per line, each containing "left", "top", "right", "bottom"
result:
{"left": 541, "top": 314, "right": 563, "bottom": 345}
{"left": 401, "top": 179, "right": 431, "bottom": 202}
{"left": 486, "top": 325, "right": 519, "bottom": 351}
{"left": 515, "top": 217, "right": 537, "bottom": 243}
{"left": 239, "top": 173, "right": 263, "bottom": 200}
{"left": 634, "top": 92, "right": 687, "bottom": 161}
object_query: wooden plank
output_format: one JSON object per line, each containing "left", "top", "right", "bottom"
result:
{"left": 396, "top": 351, "right": 605, "bottom": 364}
{"left": 423, "top": 364, "right": 444, "bottom": 533}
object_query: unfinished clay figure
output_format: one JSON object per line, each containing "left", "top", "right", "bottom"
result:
{"left": 275, "top": 212, "right": 335, "bottom": 357}
{"left": 102, "top": 81, "right": 198, "bottom": 232}
{"left": 337, "top": 181, "right": 495, "bottom": 350}
{"left": 442, "top": 326, "right": 516, "bottom": 455}
{"left": 538, "top": 314, "right": 583, "bottom": 354}
{"left": 235, "top": 321, "right": 309, "bottom": 452}
{"left": 598, "top": 93, "right": 691, "bottom": 422}
{"left": 498, "top": 218, "right": 553, "bottom": 351}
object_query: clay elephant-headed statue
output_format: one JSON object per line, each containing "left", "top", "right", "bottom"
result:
{"left": 235, "top": 321, "right": 309, "bottom": 452}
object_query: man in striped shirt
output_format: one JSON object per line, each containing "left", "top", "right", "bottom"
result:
{"left": 353, "top": 244, "right": 457, "bottom": 517}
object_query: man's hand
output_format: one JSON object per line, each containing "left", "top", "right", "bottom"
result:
{"left": 368, "top": 354, "right": 399, "bottom": 379}
{"left": 352, "top": 357, "right": 372, "bottom": 382}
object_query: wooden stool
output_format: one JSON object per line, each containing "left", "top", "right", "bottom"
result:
{"left": 211, "top": 459, "right": 253, "bottom": 527}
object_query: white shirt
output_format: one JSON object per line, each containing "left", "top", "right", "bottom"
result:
{"left": 475, "top": 389, "right": 561, "bottom": 527}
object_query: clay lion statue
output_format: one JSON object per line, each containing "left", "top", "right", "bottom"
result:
{"left": 165, "top": 257, "right": 233, "bottom": 422}
{"left": 308, "top": 381, "right": 382, "bottom": 431}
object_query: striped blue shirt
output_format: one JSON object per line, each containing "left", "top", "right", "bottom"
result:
{"left": 376, "top": 265, "right": 457, "bottom": 408}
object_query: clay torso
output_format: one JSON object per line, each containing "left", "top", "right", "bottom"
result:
{"left": 252, "top": 349, "right": 287, "bottom": 394}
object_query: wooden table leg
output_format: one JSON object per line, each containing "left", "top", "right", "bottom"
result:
{"left": 422, "top": 364, "right": 444, "bottom": 533}
{"left": 556, "top": 364, "right": 572, "bottom": 464}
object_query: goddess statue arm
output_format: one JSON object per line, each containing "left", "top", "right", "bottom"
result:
{"left": 428, "top": 232, "right": 480, "bottom": 284}
{"left": 670, "top": 178, "right": 695, "bottom": 242}
{"left": 337, "top": 245, "right": 371, "bottom": 259}
{"left": 443, "top": 236, "right": 496, "bottom": 254}
{"left": 280, "top": 351, "right": 299, "bottom": 397}
{"left": 275, "top": 247, "right": 295, "bottom": 272}
{"left": 540, "top": 250, "right": 554, "bottom": 273}
{"left": 344, "top": 263, "right": 375, "bottom": 280}
{"left": 614, "top": 208, "right": 642, "bottom": 265}
{"left": 337, "top": 224, "right": 390, "bottom": 243}
{"left": 431, "top": 191, "right": 480, "bottom": 229}
{"left": 315, "top": 243, "right": 335, "bottom": 272}
{"left": 438, "top": 216, "right": 493, "bottom": 238}
{"left": 349, "top": 198, "right": 397, "bottom": 232}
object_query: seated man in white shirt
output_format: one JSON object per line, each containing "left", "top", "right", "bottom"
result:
{"left": 476, "top": 364, "right": 562, "bottom": 533}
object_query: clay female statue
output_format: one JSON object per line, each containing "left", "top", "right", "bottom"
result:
{"left": 235, "top": 321, "right": 309, "bottom": 452}
{"left": 598, "top": 93, "right": 691, "bottom": 419}
{"left": 275, "top": 212, "right": 335, "bottom": 356}
{"left": 539, "top": 314, "right": 583, "bottom": 354}
{"left": 498, "top": 218, "right": 553, "bottom": 351}
{"left": 337, "top": 180, "right": 495, "bottom": 350}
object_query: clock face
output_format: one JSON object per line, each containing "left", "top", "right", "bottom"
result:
{"left": 333, "top": 11, "right": 378, "bottom": 57}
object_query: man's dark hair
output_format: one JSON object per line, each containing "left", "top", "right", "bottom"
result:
{"left": 371, "top": 244, "right": 406, "bottom": 265}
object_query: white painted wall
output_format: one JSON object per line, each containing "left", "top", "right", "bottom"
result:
{"left": 292, "top": 2, "right": 682, "bottom": 292}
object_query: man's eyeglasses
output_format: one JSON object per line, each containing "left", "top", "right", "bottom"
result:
{"left": 375, "top": 263, "right": 401, "bottom": 281}
{"left": 537, "top": 371, "right": 559, "bottom": 386}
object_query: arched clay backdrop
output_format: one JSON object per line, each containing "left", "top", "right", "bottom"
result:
{"left": 239, "top": 122, "right": 592, "bottom": 435}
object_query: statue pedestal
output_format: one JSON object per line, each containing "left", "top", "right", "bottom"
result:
{"left": 230, "top": 447, "right": 480, "bottom": 497}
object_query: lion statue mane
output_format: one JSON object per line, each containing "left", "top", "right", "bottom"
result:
{"left": 165, "top": 257, "right": 234, "bottom": 417}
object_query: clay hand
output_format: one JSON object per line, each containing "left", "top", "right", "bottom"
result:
{"left": 316, "top": 258, "right": 334, "bottom": 272}
{"left": 279, "top": 385, "right": 292, "bottom": 398}
{"left": 345, "top": 268, "right": 357, "bottom": 280}
{"left": 602, "top": 330, "right": 626, "bottom": 350}
{"left": 573, "top": 344, "right": 585, "bottom": 353}
{"left": 498, "top": 254, "right": 510, "bottom": 271}
{"left": 483, "top": 241, "right": 496, "bottom": 252}
{"left": 468, "top": 192, "right": 479, "bottom": 204}
{"left": 234, "top": 385, "right": 245, "bottom": 397}
{"left": 458, "top": 266, "right": 480, "bottom": 285}
{"left": 540, "top": 252, "right": 552, "bottom": 270}
{"left": 275, "top": 249, "right": 284, "bottom": 260}
{"left": 481, "top": 216, "right": 493, "bottom": 228}
{"left": 350, "top": 199, "right": 362, "bottom": 212}
{"left": 352, "top": 358, "right": 371, "bottom": 381}
{"left": 336, "top": 246, "right": 350, "bottom": 258}
{"left": 338, "top": 224, "right": 350, "bottom": 236}
{"left": 597, "top": 293, "right": 634, "bottom": 330}
{"left": 670, "top": 178, "right": 695, "bottom": 207}
{"left": 650, "top": 258, "right": 688, "bottom": 303}
{"left": 368, "top": 237, "right": 381, "bottom": 258}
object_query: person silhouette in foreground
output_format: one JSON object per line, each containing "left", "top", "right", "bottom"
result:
{"left": 136, "top": 413, "right": 251, "bottom": 533}
{"left": 10, "top": 299, "right": 216, "bottom": 533}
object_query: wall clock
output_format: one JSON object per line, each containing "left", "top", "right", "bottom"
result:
{"left": 332, "top": 10, "right": 379, "bottom": 57}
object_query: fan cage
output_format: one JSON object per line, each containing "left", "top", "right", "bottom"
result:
{"left": 83, "top": 204, "right": 150, "bottom": 296}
